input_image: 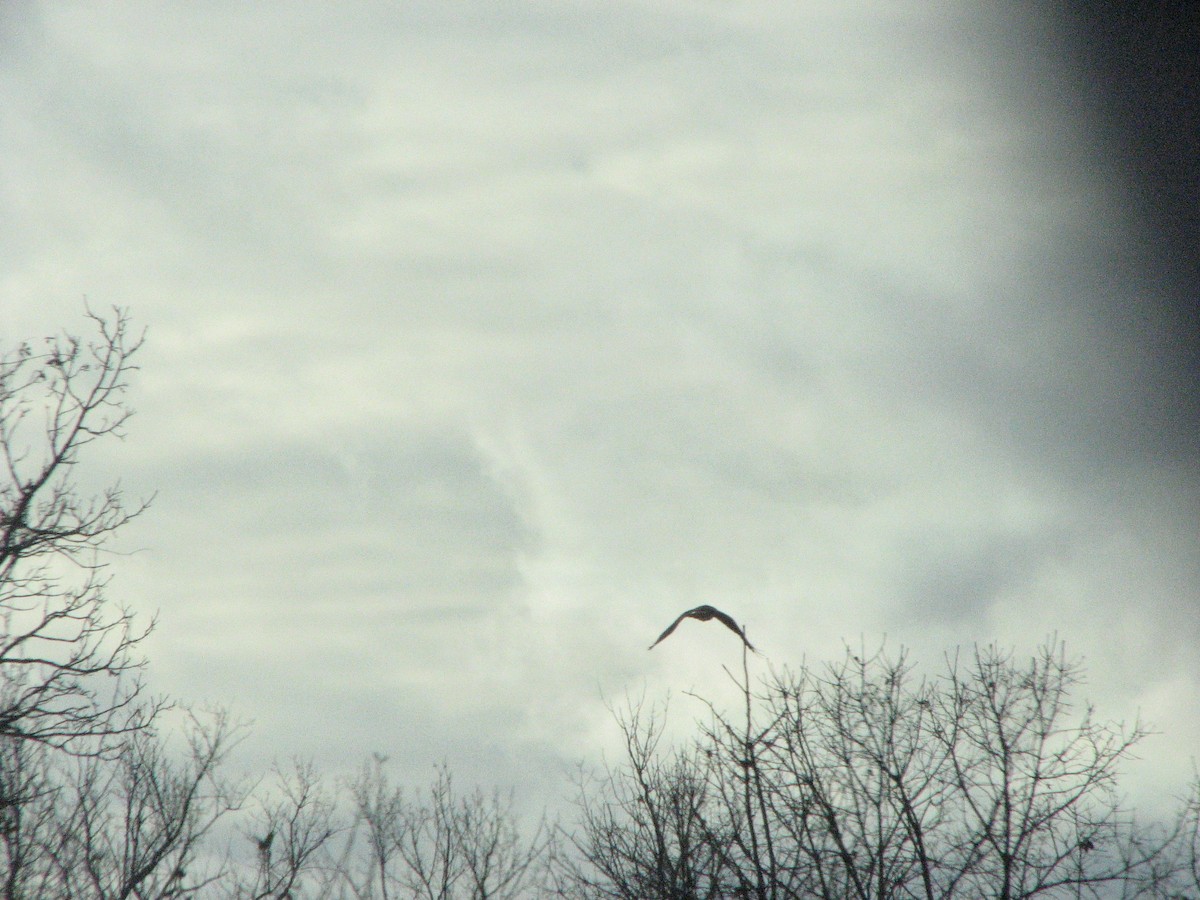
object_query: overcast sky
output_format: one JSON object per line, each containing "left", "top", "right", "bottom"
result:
{"left": 2, "top": 2, "right": 1197, "bottom": 816}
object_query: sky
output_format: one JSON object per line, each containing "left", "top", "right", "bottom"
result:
{"left": 1, "top": 1, "right": 1197, "bottom": 818}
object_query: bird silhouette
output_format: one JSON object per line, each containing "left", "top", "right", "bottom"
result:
{"left": 648, "top": 604, "right": 756, "bottom": 651}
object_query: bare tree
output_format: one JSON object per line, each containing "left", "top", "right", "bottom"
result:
{"left": 555, "top": 699, "right": 733, "bottom": 899}
{"left": 336, "top": 757, "right": 554, "bottom": 900}
{"left": 0, "top": 308, "right": 252, "bottom": 899}
{"left": 1167, "top": 772, "right": 1200, "bottom": 900}
{"left": 0, "top": 735, "right": 61, "bottom": 898}
{"left": 229, "top": 758, "right": 340, "bottom": 900}
{"left": 0, "top": 708, "right": 247, "bottom": 900}
{"left": 0, "top": 306, "right": 160, "bottom": 754}
{"left": 564, "top": 641, "right": 1181, "bottom": 899}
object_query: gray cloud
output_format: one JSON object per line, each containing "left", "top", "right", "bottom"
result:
{"left": 2, "top": 1, "right": 1196, "bottom": 812}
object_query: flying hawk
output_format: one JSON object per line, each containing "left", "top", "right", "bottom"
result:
{"left": 648, "top": 604, "right": 756, "bottom": 652}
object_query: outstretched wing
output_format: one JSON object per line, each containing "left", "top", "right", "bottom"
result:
{"left": 708, "top": 607, "right": 757, "bottom": 652}
{"left": 648, "top": 609, "right": 691, "bottom": 649}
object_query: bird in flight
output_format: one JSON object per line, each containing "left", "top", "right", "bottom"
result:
{"left": 648, "top": 605, "right": 756, "bottom": 652}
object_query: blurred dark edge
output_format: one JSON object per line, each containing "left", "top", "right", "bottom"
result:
{"left": 1047, "top": 1, "right": 1200, "bottom": 458}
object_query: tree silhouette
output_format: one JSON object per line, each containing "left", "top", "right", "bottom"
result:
{"left": 0, "top": 306, "right": 160, "bottom": 754}
{"left": 560, "top": 641, "right": 1183, "bottom": 899}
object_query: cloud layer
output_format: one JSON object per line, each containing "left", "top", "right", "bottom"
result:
{"left": 2, "top": 1, "right": 1196, "bottom": 811}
